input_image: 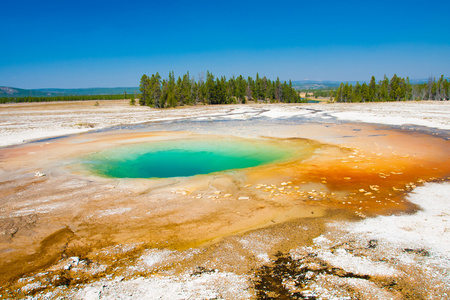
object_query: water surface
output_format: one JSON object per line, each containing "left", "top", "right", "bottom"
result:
{"left": 85, "top": 137, "right": 295, "bottom": 178}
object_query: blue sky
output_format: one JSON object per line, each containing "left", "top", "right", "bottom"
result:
{"left": 1, "top": 0, "right": 449, "bottom": 88}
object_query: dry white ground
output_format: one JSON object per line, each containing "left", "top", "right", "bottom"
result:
{"left": 312, "top": 101, "right": 450, "bottom": 130}
{"left": 1, "top": 100, "right": 450, "bottom": 148}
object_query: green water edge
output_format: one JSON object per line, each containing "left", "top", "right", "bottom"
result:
{"left": 82, "top": 137, "right": 312, "bottom": 179}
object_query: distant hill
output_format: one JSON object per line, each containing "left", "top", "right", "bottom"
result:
{"left": 1, "top": 78, "right": 432, "bottom": 97}
{"left": 0, "top": 86, "right": 140, "bottom": 98}
{"left": 292, "top": 80, "right": 342, "bottom": 90}
{"left": 292, "top": 78, "right": 430, "bottom": 90}
{"left": 0, "top": 86, "right": 49, "bottom": 97}
{"left": 408, "top": 78, "right": 430, "bottom": 84}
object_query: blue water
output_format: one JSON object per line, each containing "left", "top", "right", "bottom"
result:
{"left": 85, "top": 138, "right": 294, "bottom": 178}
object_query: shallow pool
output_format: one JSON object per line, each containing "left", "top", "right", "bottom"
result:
{"left": 84, "top": 137, "right": 295, "bottom": 178}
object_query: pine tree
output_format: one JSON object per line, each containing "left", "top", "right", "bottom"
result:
{"left": 443, "top": 77, "right": 450, "bottom": 100}
{"left": 369, "top": 76, "right": 376, "bottom": 102}
{"left": 380, "top": 75, "right": 389, "bottom": 101}
{"left": 139, "top": 74, "right": 150, "bottom": 106}
{"left": 361, "top": 82, "right": 369, "bottom": 102}
{"left": 262, "top": 76, "right": 268, "bottom": 102}
{"left": 228, "top": 75, "right": 236, "bottom": 103}
{"left": 343, "top": 83, "right": 350, "bottom": 102}
{"left": 352, "top": 82, "right": 362, "bottom": 102}
{"left": 160, "top": 79, "right": 168, "bottom": 108}
{"left": 389, "top": 74, "right": 404, "bottom": 101}
{"left": 405, "top": 77, "right": 412, "bottom": 100}
{"left": 335, "top": 83, "right": 344, "bottom": 102}
{"left": 236, "top": 75, "right": 246, "bottom": 103}
{"left": 205, "top": 71, "right": 215, "bottom": 104}
{"left": 427, "top": 77, "right": 434, "bottom": 100}
{"left": 254, "top": 73, "right": 261, "bottom": 101}
{"left": 138, "top": 71, "right": 309, "bottom": 107}
{"left": 246, "top": 77, "right": 254, "bottom": 101}
{"left": 275, "top": 77, "right": 282, "bottom": 102}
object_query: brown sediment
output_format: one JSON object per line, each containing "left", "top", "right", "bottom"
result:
{"left": 0, "top": 226, "right": 74, "bottom": 285}
{"left": 0, "top": 122, "right": 449, "bottom": 294}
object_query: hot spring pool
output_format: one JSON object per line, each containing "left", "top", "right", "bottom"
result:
{"left": 84, "top": 137, "right": 296, "bottom": 178}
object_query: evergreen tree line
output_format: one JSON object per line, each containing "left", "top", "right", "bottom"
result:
{"left": 0, "top": 93, "right": 131, "bottom": 104}
{"left": 335, "top": 74, "right": 450, "bottom": 103}
{"left": 139, "top": 71, "right": 302, "bottom": 108}
{"left": 310, "top": 90, "right": 334, "bottom": 99}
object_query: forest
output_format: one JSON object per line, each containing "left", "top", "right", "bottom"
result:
{"left": 139, "top": 71, "right": 302, "bottom": 108}
{"left": 334, "top": 74, "right": 449, "bottom": 102}
{"left": 0, "top": 93, "right": 130, "bottom": 104}
{"left": 2, "top": 73, "right": 449, "bottom": 105}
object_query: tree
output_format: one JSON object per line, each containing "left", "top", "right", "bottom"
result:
{"left": 228, "top": 75, "right": 236, "bottom": 103}
{"left": 197, "top": 72, "right": 205, "bottom": 104}
{"left": 137, "top": 71, "right": 326, "bottom": 107}
{"left": 268, "top": 81, "right": 276, "bottom": 102}
{"left": 151, "top": 72, "right": 162, "bottom": 108}
{"left": 352, "top": 81, "right": 362, "bottom": 102}
{"left": 336, "top": 83, "right": 344, "bottom": 102}
{"left": 205, "top": 71, "right": 215, "bottom": 104}
{"left": 236, "top": 75, "right": 246, "bottom": 103}
{"left": 436, "top": 75, "right": 448, "bottom": 100}
{"left": 215, "top": 77, "right": 227, "bottom": 104}
{"left": 361, "top": 82, "right": 369, "bottom": 102}
{"left": 427, "top": 76, "right": 434, "bottom": 100}
{"left": 160, "top": 79, "right": 168, "bottom": 108}
{"left": 246, "top": 77, "right": 254, "bottom": 101}
{"left": 369, "top": 76, "right": 376, "bottom": 102}
{"left": 253, "top": 73, "right": 261, "bottom": 101}
{"left": 405, "top": 77, "right": 412, "bottom": 100}
{"left": 166, "top": 71, "right": 177, "bottom": 107}
{"left": 380, "top": 75, "right": 389, "bottom": 101}
{"left": 288, "top": 79, "right": 297, "bottom": 103}
{"left": 443, "top": 77, "right": 450, "bottom": 100}
{"left": 343, "top": 83, "right": 351, "bottom": 102}
{"left": 139, "top": 74, "right": 150, "bottom": 106}
{"left": 389, "top": 74, "right": 405, "bottom": 101}
{"left": 262, "top": 76, "right": 268, "bottom": 102}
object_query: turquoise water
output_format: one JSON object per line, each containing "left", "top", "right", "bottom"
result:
{"left": 85, "top": 138, "right": 294, "bottom": 178}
